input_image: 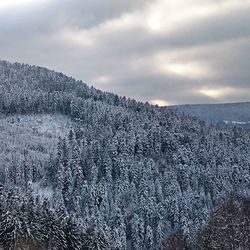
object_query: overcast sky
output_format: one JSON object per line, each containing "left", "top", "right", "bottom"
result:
{"left": 0, "top": 0, "right": 250, "bottom": 105}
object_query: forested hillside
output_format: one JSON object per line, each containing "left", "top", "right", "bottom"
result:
{"left": 172, "top": 102, "right": 250, "bottom": 127}
{"left": 0, "top": 114, "right": 72, "bottom": 183}
{"left": 0, "top": 60, "right": 249, "bottom": 249}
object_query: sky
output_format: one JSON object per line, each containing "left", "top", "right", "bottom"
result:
{"left": 0, "top": 0, "right": 250, "bottom": 105}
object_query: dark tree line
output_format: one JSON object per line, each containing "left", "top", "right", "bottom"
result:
{"left": 164, "top": 191, "right": 250, "bottom": 250}
{"left": 197, "top": 191, "right": 250, "bottom": 250}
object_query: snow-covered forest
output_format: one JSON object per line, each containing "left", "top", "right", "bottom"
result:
{"left": 0, "top": 60, "right": 249, "bottom": 249}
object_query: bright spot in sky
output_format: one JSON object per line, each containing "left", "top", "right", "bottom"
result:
{"left": 150, "top": 99, "right": 170, "bottom": 106}
{"left": 146, "top": 16, "right": 162, "bottom": 31}
{"left": 199, "top": 87, "right": 234, "bottom": 98}
{"left": 157, "top": 61, "right": 213, "bottom": 79}
{"left": 145, "top": 0, "right": 250, "bottom": 33}
{"left": 93, "top": 75, "right": 112, "bottom": 85}
{"left": 62, "top": 29, "right": 95, "bottom": 47}
{"left": 154, "top": 51, "right": 214, "bottom": 79}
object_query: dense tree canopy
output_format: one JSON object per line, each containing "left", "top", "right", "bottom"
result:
{"left": 0, "top": 60, "right": 249, "bottom": 249}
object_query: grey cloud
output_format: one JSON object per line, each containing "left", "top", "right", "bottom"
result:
{"left": 159, "top": 6, "right": 250, "bottom": 49}
{"left": 112, "top": 72, "right": 250, "bottom": 104}
{"left": 0, "top": 0, "right": 249, "bottom": 104}
{"left": 83, "top": 6, "right": 250, "bottom": 59}
{"left": 0, "top": 0, "right": 150, "bottom": 35}
{"left": 55, "top": 0, "right": 151, "bottom": 29}
{"left": 110, "top": 74, "right": 216, "bottom": 104}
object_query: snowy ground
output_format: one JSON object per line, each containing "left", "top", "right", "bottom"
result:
{"left": 223, "top": 120, "right": 250, "bottom": 125}
{"left": 0, "top": 114, "right": 73, "bottom": 181}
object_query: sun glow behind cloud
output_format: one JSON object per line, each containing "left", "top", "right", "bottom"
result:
{"left": 61, "top": 28, "right": 95, "bottom": 47}
{"left": 93, "top": 75, "right": 113, "bottom": 85}
{"left": 158, "top": 61, "right": 213, "bottom": 79}
{"left": 199, "top": 87, "right": 235, "bottom": 99}
{"left": 145, "top": 0, "right": 250, "bottom": 33}
{"left": 150, "top": 99, "right": 170, "bottom": 106}
{"left": 153, "top": 51, "right": 214, "bottom": 79}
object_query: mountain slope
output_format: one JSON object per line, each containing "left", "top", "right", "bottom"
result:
{"left": 0, "top": 60, "right": 249, "bottom": 249}
{"left": 172, "top": 102, "right": 250, "bottom": 126}
{"left": 0, "top": 114, "right": 72, "bottom": 182}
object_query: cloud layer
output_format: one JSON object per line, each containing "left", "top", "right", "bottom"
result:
{"left": 1, "top": 0, "right": 250, "bottom": 105}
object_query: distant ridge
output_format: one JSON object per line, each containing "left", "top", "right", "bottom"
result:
{"left": 171, "top": 101, "right": 250, "bottom": 125}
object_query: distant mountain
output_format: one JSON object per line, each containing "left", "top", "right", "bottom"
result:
{"left": 171, "top": 102, "right": 250, "bottom": 127}
{"left": 0, "top": 60, "right": 249, "bottom": 249}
